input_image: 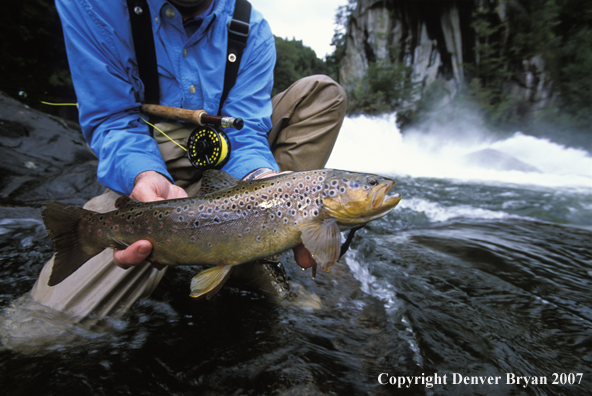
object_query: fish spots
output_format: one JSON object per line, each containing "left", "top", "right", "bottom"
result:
{"left": 194, "top": 220, "right": 200, "bottom": 227}
{"left": 256, "top": 235, "right": 262, "bottom": 242}
{"left": 158, "top": 222, "right": 164, "bottom": 228}
{"left": 113, "top": 225, "right": 119, "bottom": 231}
{"left": 146, "top": 226, "right": 152, "bottom": 233}
{"left": 190, "top": 236, "right": 196, "bottom": 242}
{"left": 238, "top": 233, "right": 242, "bottom": 239}
{"left": 97, "top": 229, "right": 102, "bottom": 237}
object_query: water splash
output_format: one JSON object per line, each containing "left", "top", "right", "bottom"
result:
{"left": 327, "top": 114, "right": 592, "bottom": 190}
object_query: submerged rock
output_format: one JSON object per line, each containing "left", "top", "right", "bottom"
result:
{"left": 462, "top": 148, "right": 540, "bottom": 172}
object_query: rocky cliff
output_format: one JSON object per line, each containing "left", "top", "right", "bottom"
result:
{"left": 339, "top": 0, "right": 556, "bottom": 122}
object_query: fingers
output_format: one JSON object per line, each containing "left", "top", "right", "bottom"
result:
{"left": 113, "top": 240, "right": 152, "bottom": 270}
{"left": 114, "top": 172, "right": 182, "bottom": 272}
{"left": 243, "top": 168, "right": 293, "bottom": 181}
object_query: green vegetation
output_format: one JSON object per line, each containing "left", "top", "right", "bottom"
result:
{"left": 344, "top": 49, "right": 417, "bottom": 115}
{"left": 0, "top": 0, "right": 74, "bottom": 118}
{"left": 2, "top": 0, "right": 591, "bottom": 134}
{"left": 460, "top": 0, "right": 592, "bottom": 130}
{"left": 272, "top": 37, "right": 328, "bottom": 96}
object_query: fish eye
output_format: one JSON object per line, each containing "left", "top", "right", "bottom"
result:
{"left": 368, "top": 179, "right": 378, "bottom": 186}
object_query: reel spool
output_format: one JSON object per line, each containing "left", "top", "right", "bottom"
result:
{"left": 187, "top": 125, "right": 231, "bottom": 170}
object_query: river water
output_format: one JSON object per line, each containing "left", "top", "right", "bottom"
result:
{"left": 1, "top": 115, "right": 591, "bottom": 395}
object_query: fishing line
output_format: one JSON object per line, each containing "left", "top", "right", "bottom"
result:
{"left": 40, "top": 101, "right": 78, "bottom": 106}
{"left": 140, "top": 117, "right": 187, "bottom": 152}
{"left": 36, "top": 100, "right": 187, "bottom": 153}
{"left": 35, "top": 98, "right": 232, "bottom": 171}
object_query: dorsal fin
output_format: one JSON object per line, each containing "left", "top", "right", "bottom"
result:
{"left": 198, "top": 170, "right": 240, "bottom": 195}
{"left": 114, "top": 196, "right": 141, "bottom": 209}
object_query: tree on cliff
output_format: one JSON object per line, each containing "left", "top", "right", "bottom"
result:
{"left": 272, "top": 37, "right": 328, "bottom": 96}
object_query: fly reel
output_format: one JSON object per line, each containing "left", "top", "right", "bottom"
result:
{"left": 187, "top": 125, "right": 231, "bottom": 170}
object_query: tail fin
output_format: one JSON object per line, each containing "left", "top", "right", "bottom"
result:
{"left": 42, "top": 202, "right": 103, "bottom": 286}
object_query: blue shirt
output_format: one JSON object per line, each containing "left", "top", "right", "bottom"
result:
{"left": 56, "top": 0, "right": 279, "bottom": 195}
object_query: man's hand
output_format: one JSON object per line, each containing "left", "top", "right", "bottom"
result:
{"left": 130, "top": 171, "right": 188, "bottom": 202}
{"left": 113, "top": 171, "right": 188, "bottom": 270}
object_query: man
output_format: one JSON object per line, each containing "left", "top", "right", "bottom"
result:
{"left": 29, "top": 0, "right": 346, "bottom": 319}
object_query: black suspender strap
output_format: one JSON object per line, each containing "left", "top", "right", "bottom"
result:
{"left": 126, "top": 0, "right": 160, "bottom": 105}
{"left": 127, "top": 0, "right": 250, "bottom": 117}
{"left": 218, "top": 0, "right": 251, "bottom": 116}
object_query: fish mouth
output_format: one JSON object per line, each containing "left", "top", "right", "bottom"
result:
{"left": 372, "top": 183, "right": 402, "bottom": 210}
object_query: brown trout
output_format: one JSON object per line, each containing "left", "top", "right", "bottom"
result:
{"left": 42, "top": 169, "right": 402, "bottom": 299}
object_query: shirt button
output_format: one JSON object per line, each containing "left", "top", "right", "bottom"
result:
{"left": 183, "top": 48, "right": 188, "bottom": 57}
{"left": 166, "top": 8, "right": 175, "bottom": 18}
{"left": 189, "top": 85, "right": 196, "bottom": 94}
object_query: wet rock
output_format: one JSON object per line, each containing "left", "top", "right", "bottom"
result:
{"left": 0, "top": 93, "right": 104, "bottom": 207}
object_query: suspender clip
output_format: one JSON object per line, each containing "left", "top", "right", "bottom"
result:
{"left": 227, "top": 19, "right": 250, "bottom": 38}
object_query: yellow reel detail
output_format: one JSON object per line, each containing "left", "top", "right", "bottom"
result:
{"left": 187, "top": 126, "right": 231, "bottom": 170}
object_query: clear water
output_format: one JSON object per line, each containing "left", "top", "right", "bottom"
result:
{"left": 1, "top": 115, "right": 591, "bottom": 395}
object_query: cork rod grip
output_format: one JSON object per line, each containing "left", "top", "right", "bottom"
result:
{"left": 140, "top": 104, "right": 206, "bottom": 125}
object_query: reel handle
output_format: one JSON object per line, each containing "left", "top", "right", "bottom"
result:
{"left": 140, "top": 104, "right": 244, "bottom": 130}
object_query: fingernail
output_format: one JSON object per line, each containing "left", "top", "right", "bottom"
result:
{"left": 138, "top": 245, "right": 151, "bottom": 255}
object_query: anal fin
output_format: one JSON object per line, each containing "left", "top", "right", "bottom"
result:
{"left": 190, "top": 265, "right": 232, "bottom": 300}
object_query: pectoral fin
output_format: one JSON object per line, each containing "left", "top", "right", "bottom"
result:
{"left": 190, "top": 265, "right": 232, "bottom": 299}
{"left": 299, "top": 218, "right": 341, "bottom": 273}
{"left": 293, "top": 243, "right": 318, "bottom": 279}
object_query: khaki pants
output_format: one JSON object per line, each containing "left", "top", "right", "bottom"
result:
{"left": 30, "top": 75, "right": 346, "bottom": 319}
